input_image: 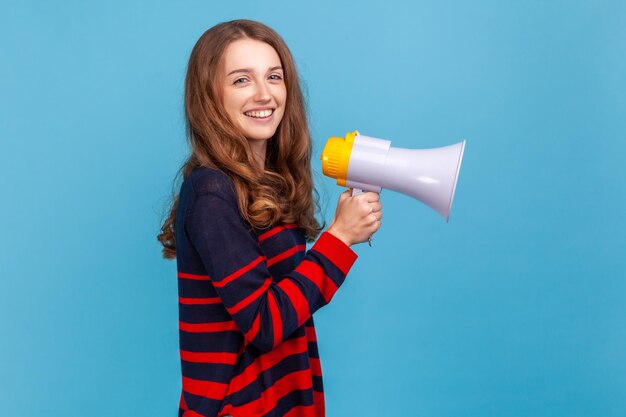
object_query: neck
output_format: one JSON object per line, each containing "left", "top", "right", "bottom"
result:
{"left": 248, "top": 139, "right": 267, "bottom": 170}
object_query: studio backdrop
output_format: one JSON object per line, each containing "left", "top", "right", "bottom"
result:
{"left": 1, "top": 1, "right": 625, "bottom": 416}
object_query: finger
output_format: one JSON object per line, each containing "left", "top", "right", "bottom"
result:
{"left": 367, "top": 212, "right": 381, "bottom": 224}
{"left": 367, "top": 192, "right": 380, "bottom": 202}
{"left": 374, "top": 215, "right": 383, "bottom": 229}
{"left": 361, "top": 192, "right": 380, "bottom": 203}
{"left": 369, "top": 202, "right": 383, "bottom": 212}
{"left": 367, "top": 219, "right": 382, "bottom": 235}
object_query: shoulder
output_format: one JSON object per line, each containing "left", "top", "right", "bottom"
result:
{"left": 186, "top": 167, "right": 236, "bottom": 200}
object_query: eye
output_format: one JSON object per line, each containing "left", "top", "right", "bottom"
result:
{"left": 268, "top": 73, "right": 283, "bottom": 81}
{"left": 233, "top": 77, "right": 249, "bottom": 85}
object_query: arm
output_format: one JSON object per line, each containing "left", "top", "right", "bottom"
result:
{"left": 186, "top": 189, "right": 357, "bottom": 353}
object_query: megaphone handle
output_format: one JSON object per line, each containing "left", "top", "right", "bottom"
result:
{"left": 350, "top": 188, "right": 372, "bottom": 247}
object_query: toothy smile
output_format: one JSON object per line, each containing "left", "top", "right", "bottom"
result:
{"left": 244, "top": 109, "right": 274, "bottom": 118}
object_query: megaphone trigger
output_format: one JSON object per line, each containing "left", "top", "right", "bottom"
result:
{"left": 350, "top": 188, "right": 364, "bottom": 197}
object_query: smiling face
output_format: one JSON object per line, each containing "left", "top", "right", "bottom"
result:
{"left": 220, "top": 38, "right": 287, "bottom": 145}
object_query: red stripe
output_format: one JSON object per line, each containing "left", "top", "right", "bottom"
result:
{"left": 277, "top": 279, "right": 310, "bottom": 327}
{"left": 312, "top": 232, "right": 357, "bottom": 275}
{"left": 180, "top": 350, "right": 238, "bottom": 365}
{"left": 228, "top": 278, "right": 272, "bottom": 315}
{"left": 309, "top": 357, "right": 322, "bottom": 377}
{"left": 267, "top": 292, "right": 283, "bottom": 348}
{"left": 228, "top": 370, "right": 313, "bottom": 416}
{"left": 179, "top": 320, "right": 238, "bottom": 333}
{"left": 178, "top": 272, "right": 210, "bottom": 280}
{"left": 295, "top": 260, "right": 338, "bottom": 303}
{"left": 267, "top": 244, "right": 306, "bottom": 267}
{"left": 258, "top": 224, "right": 298, "bottom": 242}
{"left": 305, "top": 325, "right": 317, "bottom": 342}
{"left": 182, "top": 376, "right": 228, "bottom": 400}
{"left": 313, "top": 391, "right": 325, "bottom": 417}
{"left": 228, "top": 336, "right": 308, "bottom": 394}
{"left": 284, "top": 405, "right": 317, "bottom": 417}
{"left": 179, "top": 393, "right": 187, "bottom": 410}
{"left": 215, "top": 256, "right": 264, "bottom": 288}
{"left": 178, "top": 296, "right": 221, "bottom": 305}
{"left": 244, "top": 315, "right": 261, "bottom": 344}
{"left": 219, "top": 405, "right": 235, "bottom": 417}
{"left": 182, "top": 410, "right": 204, "bottom": 417}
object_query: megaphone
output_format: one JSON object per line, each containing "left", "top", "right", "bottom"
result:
{"left": 321, "top": 131, "right": 466, "bottom": 221}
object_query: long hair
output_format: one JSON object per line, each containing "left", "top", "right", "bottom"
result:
{"left": 158, "top": 20, "right": 322, "bottom": 259}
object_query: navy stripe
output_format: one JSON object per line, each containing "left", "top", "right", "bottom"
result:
{"left": 260, "top": 389, "right": 315, "bottom": 417}
{"left": 179, "top": 331, "right": 243, "bottom": 353}
{"left": 179, "top": 303, "right": 231, "bottom": 324}
{"left": 312, "top": 375, "right": 324, "bottom": 392}
{"left": 178, "top": 278, "right": 218, "bottom": 299}
{"left": 307, "top": 341, "right": 319, "bottom": 358}
{"left": 182, "top": 361, "right": 236, "bottom": 384}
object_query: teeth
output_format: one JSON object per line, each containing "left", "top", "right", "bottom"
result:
{"left": 245, "top": 109, "right": 273, "bottom": 118}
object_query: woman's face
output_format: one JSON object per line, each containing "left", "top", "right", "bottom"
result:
{"left": 220, "top": 39, "right": 286, "bottom": 142}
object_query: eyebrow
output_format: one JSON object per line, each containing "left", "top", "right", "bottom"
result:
{"left": 227, "top": 66, "right": 283, "bottom": 76}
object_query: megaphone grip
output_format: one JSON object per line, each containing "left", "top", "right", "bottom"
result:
{"left": 350, "top": 188, "right": 372, "bottom": 247}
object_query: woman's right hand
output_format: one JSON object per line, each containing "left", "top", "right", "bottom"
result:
{"left": 326, "top": 190, "right": 383, "bottom": 246}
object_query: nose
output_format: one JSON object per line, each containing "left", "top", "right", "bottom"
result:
{"left": 253, "top": 80, "right": 271, "bottom": 103}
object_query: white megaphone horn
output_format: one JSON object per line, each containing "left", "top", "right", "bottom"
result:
{"left": 321, "top": 131, "right": 466, "bottom": 221}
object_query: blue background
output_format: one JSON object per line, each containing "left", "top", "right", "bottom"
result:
{"left": 2, "top": 1, "right": 625, "bottom": 416}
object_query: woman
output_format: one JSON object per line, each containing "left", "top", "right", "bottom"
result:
{"left": 158, "top": 19, "right": 382, "bottom": 417}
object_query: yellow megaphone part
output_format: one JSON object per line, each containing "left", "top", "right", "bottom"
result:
{"left": 320, "top": 131, "right": 358, "bottom": 187}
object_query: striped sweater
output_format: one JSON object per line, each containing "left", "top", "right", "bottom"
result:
{"left": 175, "top": 167, "right": 358, "bottom": 417}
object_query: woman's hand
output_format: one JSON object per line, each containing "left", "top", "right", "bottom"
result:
{"left": 327, "top": 190, "right": 383, "bottom": 246}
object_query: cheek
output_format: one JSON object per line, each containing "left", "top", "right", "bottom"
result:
{"left": 222, "top": 92, "right": 243, "bottom": 120}
{"left": 276, "top": 93, "right": 286, "bottom": 115}
{"left": 278, "top": 86, "right": 287, "bottom": 105}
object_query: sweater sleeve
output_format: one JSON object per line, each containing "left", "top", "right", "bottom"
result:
{"left": 185, "top": 186, "right": 357, "bottom": 353}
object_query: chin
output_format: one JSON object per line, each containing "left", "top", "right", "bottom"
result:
{"left": 244, "top": 127, "right": 279, "bottom": 141}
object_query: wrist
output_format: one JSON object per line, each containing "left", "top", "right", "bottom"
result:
{"left": 326, "top": 225, "right": 352, "bottom": 247}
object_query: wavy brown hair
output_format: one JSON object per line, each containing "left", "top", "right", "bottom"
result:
{"left": 158, "top": 19, "right": 322, "bottom": 259}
